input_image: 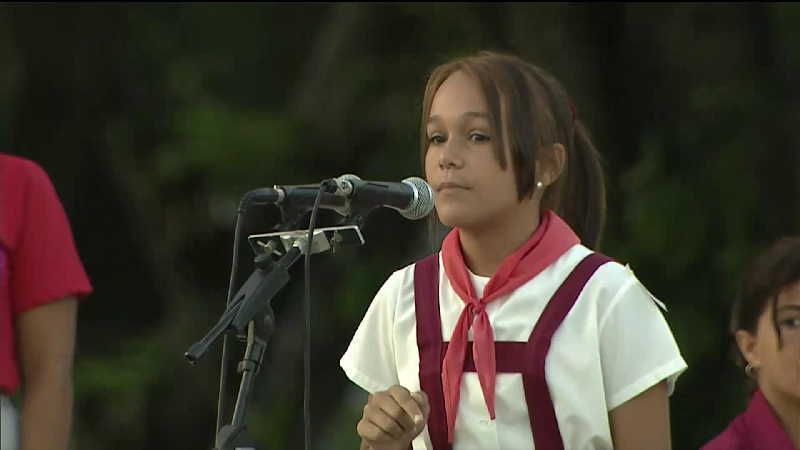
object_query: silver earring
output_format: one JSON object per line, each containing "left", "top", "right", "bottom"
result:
{"left": 536, "top": 181, "right": 544, "bottom": 189}
{"left": 745, "top": 363, "right": 756, "bottom": 377}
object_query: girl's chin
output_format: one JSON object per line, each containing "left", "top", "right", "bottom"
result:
{"left": 435, "top": 208, "right": 481, "bottom": 230}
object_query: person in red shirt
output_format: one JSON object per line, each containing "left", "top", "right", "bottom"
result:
{"left": 0, "top": 154, "right": 92, "bottom": 450}
{"left": 702, "top": 237, "right": 800, "bottom": 450}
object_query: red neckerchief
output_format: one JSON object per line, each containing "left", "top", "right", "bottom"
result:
{"left": 440, "top": 210, "right": 579, "bottom": 443}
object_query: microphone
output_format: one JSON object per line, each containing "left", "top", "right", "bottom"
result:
{"left": 240, "top": 175, "right": 434, "bottom": 220}
{"left": 333, "top": 174, "right": 434, "bottom": 220}
{"left": 239, "top": 183, "right": 347, "bottom": 214}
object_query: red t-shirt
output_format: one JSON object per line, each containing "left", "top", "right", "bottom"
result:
{"left": 0, "top": 154, "right": 93, "bottom": 394}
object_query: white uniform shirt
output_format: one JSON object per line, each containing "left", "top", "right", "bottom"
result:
{"left": 340, "top": 244, "right": 688, "bottom": 450}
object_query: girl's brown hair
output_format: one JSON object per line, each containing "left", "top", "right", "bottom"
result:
{"left": 420, "top": 51, "right": 606, "bottom": 249}
{"left": 731, "top": 236, "right": 800, "bottom": 368}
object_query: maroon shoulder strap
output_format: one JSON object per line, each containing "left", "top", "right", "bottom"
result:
{"left": 522, "top": 252, "right": 612, "bottom": 450}
{"left": 414, "top": 253, "right": 451, "bottom": 450}
{"left": 415, "top": 251, "right": 612, "bottom": 450}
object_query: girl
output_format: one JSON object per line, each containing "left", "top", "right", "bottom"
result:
{"left": 702, "top": 237, "right": 800, "bottom": 450}
{"left": 340, "top": 51, "right": 687, "bottom": 450}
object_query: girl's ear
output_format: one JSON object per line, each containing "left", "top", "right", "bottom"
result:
{"left": 536, "top": 143, "right": 566, "bottom": 187}
{"left": 735, "top": 329, "right": 761, "bottom": 370}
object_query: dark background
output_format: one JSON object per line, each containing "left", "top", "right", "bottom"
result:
{"left": 1, "top": 4, "right": 798, "bottom": 449}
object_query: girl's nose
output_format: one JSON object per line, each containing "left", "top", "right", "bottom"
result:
{"left": 438, "top": 139, "right": 463, "bottom": 170}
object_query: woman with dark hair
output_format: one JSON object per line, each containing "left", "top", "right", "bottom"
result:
{"left": 702, "top": 237, "right": 800, "bottom": 450}
{"left": 340, "top": 51, "right": 687, "bottom": 450}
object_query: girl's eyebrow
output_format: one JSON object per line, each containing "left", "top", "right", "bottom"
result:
{"left": 461, "top": 111, "right": 490, "bottom": 120}
{"left": 777, "top": 305, "right": 800, "bottom": 312}
{"left": 427, "top": 111, "right": 490, "bottom": 125}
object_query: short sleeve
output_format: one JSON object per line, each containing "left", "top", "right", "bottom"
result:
{"left": 7, "top": 159, "right": 93, "bottom": 314}
{"left": 598, "top": 271, "right": 687, "bottom": 410}
{"left": 340, "top": 270, "right": 403, "bottom": 394}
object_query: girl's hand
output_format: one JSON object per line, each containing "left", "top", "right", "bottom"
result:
{"left": 357, "top": 385, "right": 430, "bottom": 450}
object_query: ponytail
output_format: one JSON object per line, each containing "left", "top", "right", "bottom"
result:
{"left": 545, "top": 120, "right": 606, "bottom": 250}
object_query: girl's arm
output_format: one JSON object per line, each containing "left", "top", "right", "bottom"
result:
{"left": 609, "top": 381, "right": 671, "bottom": 450}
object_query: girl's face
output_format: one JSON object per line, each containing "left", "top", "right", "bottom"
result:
{"left": 424, "top": 71, "right": 539, "bottom": 232}
{"left": 739, "top": 280, "right": 800, "bottom": 405}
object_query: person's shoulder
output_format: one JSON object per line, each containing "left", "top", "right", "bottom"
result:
{"left": 0, "top": 154, "right": 57, "bottom": 217}
{"left": 591, "top": 251, "right": 637, "bottom": 292}
{"left": 0, "top": 153, "right": 53, "bottom": 189}
{"left": 389, "top": 251, "right": 444, "bottom": 293}
{"left": 393, "top": 252, "right": 439, "bottom": 275}
{"left": 562, "top": 245, "right": 633, "bottom": 293}
{"left": 377, "top": 252, "right": 438, "bottom": 294}
{"left": 700, "top": 415, "right": 747, "bottom": 450}
{"left": 0, "top": 153, "right": 46, "bottom": 175}
{"left": 571, "top": 245, "right": 670, "bottom": 312}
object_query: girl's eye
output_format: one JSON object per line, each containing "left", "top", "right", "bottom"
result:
{"left": 779, "top": 318, "right": 800, "bottom": 330}
{"left": 469, "top": 133, "right": 490, "bottom": 143}
{"left": 428, "top": 134, "right": 445, "bottom": 145}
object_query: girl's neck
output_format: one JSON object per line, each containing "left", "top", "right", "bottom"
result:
{"left": 759, "top": 383, "right": 800, "bottom": 448}
{"left": 458, "top": 205, "right": 541, "bottom": 277}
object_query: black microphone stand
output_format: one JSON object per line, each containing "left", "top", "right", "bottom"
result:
{"left": 185, "top": 186, "right": 306, "bottom": 450}
{"left": 186, "top": 243, "right": 302, "bottom": 450}
{"left": 185, "top": 185, "right": 365, "bottom": 450}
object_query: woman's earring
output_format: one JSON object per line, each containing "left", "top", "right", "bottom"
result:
{"left": 536, "top": 181, "right": 544, "bottom": 189}
{"left": 745, "top": 363, "right": 756, "bottom": 378}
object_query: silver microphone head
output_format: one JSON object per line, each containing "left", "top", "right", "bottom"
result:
{"left": 400, "top": 177, "right": 435, "bottom": 220}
